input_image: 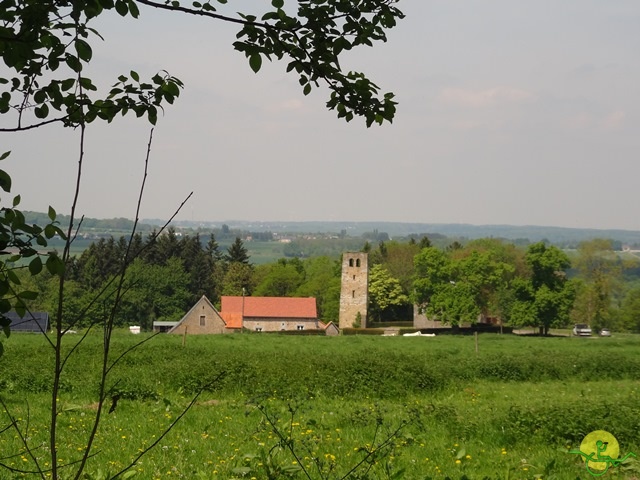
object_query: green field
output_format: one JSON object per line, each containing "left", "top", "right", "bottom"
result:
{"left": 1, "top": 333, "right": 640, "bottom": 479}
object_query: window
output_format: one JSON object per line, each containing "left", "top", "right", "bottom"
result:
{"left": 349, "top": 258, "right": 354, "bottom": 267}
{"left": 353, "top": 275, "right": 356, "bottom": 280}
{"left": 352, "top": 290, "right": 355, "bottom": 298}
{"left": 199, "top": 315, "right": 205, "bottom": 326}
{"left": 281, "top": 322, "right": 286, "bottom": 331}
{"left": 255, "top": 326, "right": 263, "bottom": 332}
{"left": 297, "top": 325, "right": 304, "bottom": 330}
{"left": 356, "top": 259, "right": 361, "bottom": 267}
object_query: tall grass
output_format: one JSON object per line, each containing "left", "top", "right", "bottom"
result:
{"left": 2, "top": 332, "right": 640, "bottom": 478}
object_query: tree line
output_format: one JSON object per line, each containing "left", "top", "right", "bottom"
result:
{"left": 370, "top": 237, "right": 640, "bottom": 334}
{"left": 14, "top": 231, "right": 640, "bottom": 334}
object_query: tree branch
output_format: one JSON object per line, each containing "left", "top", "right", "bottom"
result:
{"left": 135, "top": 0, "right": 271, "bottom": 29}
{"left": 0, "top": 117, "right": 68, "bottom": 132}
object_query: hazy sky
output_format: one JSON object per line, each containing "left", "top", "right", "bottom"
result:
{"left": 4, "top": 1, "right": 640, "bottom": 230}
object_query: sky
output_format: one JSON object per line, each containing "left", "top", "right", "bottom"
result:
{"left": 3, "top": 1, "right": 640, "bottom": 230}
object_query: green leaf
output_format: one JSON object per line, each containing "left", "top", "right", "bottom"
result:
{"left": 44, "top": 224, "right": 56, "bottom": 239}
{"left": 272, "top": 0, "right": 284, "bottom": 8}
{"left": 75, "top": 39, "right": 93, "bottom": 62}
{"left": 34, "top": 104, "right": 49, "bottom": 119}
{"left": 29, "top": 257, "right": 43, "bottom": 275}
{"left": 65, "top": 54, "right": 82, "bottom": 73}
{"left": 0, "top": 169, "right": 12, "bottom": 192}
{"left": 115, "top": 0, "right": 129, "bottom": 16}
{"left": 14, "top": 301, "right": 25, "bottom": 318}
{"left": 130, "top": 70, "right": 140, "bottom": 82}
{"left": 0, "top": 299, "right": 11, "bottom": 315}
{"left": 33, "top": 89, "right": 47, "bottom": 104}
{"left": 128, "top": 0, "right": 140, "bottom": 18}
{"left": 48, "top": 206, "right": 57, "bottom": 221}
{"left": 249, "top": 53, "right": 262, "bottom": 73}
{"left": 17, "top": 290, "right": 38, "bottom": 301}
{"left": 163, "top": 81, "right": 180, "bottom": 97}
{"left": 61, "top": 78, "right": 75, "bottom": 91}
{"left": 7, "top": 269, "right": 21, "bottom": 286}
{"left": 303, "top": 83, "right": 311, "bottom": 96}
{"left": 3, "top": 324, "right": 10, "bottom": 339}
{"left": 54, "top": 226, "right": 68, "bottom": 240}
{"left": 0, "top": 151, "right": 10, "bottom": 161}
{"left": 46, "top": 255, "right": 65, "bottom": 276}
{"left": 79, "top": 77, "right": 96, "bottom": 91}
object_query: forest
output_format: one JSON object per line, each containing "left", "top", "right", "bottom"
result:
{"left": 13, "top": 228, "right": 640, "bottom": 334}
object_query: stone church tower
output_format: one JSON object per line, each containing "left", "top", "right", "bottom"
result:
{"left": 339, "top": 252, "right": 368, "bottom": 329}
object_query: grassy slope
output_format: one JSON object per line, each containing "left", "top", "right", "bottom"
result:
{"left": 1, "top": 333, "right": 640, "bottom": 478}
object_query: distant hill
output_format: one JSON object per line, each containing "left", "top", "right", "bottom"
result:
{"left": 23, "top": 212, "right": 640, "bottom": 248}
{"left": 158, "top": 219, "right": 640, "bottom": 247}
{"left": 24, "top": 211, "right": 157, "bottom": 235}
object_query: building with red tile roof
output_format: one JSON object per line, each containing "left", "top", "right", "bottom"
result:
{"left": 156, "top": 295, "right": 320, "bottom": 335}
{"left": 220, "top": 296, "right": 318, "bottom": 332}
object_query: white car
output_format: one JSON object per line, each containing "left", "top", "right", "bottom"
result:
{"left": 599, "top": 328, "right": 612, "bottom": 337}
{"left": 572, "top": 324, "right": 592, "bottom": 336}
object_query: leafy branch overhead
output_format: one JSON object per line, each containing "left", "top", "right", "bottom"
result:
{"left": 0, "top": 0, "right": 403, "bottom": 130}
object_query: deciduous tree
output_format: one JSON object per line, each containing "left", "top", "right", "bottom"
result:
{"left": 368, "top": 264, "right": 410, "bottom": 322}
{"left": 254, "top": 258, "right": 304, "bottom": 297}
{"left": 570, "top": 239, "right": 621, "bottom": 331}
{"left": 509, "top": 242, "right": 575, "bottom": 335}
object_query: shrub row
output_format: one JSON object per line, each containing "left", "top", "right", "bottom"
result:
{"left": 2, "top": 333, "right": 640, "bottom": 399}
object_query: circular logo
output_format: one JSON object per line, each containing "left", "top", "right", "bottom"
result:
{"left": 579, "top": 430, "right": 620, "bottom": 474}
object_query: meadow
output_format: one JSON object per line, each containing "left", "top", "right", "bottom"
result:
{"left": 1, "top": 333, "right": 640, "bottom": 479}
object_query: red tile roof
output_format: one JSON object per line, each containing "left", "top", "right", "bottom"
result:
{"left": 220, "top": 312, "right": 243, "bottom": 329}
{"left": 221, "top": 296, "right": 317, "bottom": 319}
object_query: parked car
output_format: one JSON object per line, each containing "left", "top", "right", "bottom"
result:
{"left": 572, "top": 324, "right": 592, "bottom": 336}
{"left": 599, "top": 328, "right": 612, "bottom": 337}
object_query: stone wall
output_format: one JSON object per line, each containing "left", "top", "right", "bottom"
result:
{"left": 244, "top": 317, "right": 319, "bottom": 332}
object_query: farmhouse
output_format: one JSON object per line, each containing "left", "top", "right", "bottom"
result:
{"left": 220, "top": 295, "right": 318, "bottom": 332}
{"left": 164, "top": 296, "right": 241, "bottom": 335}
